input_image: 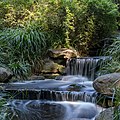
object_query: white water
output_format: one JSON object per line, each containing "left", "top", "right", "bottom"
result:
{"left": 3, "top": 76, "right": 97, "bottom": 102}
{"left": 66, "top": 57, "right": 110, "bottom": 80}
{"left": 56, "top": 101, "right": 103, "bottom": 120}
{"left": 7, "top": 100, "right": 104, "bottom": 120}
{"left": 3, "top": 76, "right": 101, "bottom": 120}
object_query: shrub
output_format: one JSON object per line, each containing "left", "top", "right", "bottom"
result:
{"left": 0, "top": 28, "right": 48, "bottom": 79}
{"left": 73, "top": 0, "right": 118, "bottom": 55}
{"left": 114, "top": 87, "right": 120, "bottom": 120}
{"left": 0, "top": 98, "right": 7, "bottom": 120}
{"left": 99, "top": 36, "right": 120, "bottom": 74}
{"left": 0, "top": 0, "right": 119, "bottom": 78}
{"left": 0, "top": 0, "right": 118, "bottom": 53}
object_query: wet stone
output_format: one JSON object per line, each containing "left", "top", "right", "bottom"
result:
{"left": 6, "top": 100, "right": 101, "bottom": 120}
{"left": 7, "top": 100, "right": 66, "bottom": 120}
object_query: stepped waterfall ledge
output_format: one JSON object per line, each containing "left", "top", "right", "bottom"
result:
{"left": 1, "top": 78, "right": 103, "bottom": 120}
{"left": 0, "top": 0, "right": 119, "bottom": 119}
{"left": 0, "top": 56, "right": 110, "bottom": 120}
{"left": 66, "top": 56, "right": 110, "bottom": 80}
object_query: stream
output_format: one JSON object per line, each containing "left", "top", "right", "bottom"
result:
{"left": 0, "top": 57, "right": 109, "bottom": 120}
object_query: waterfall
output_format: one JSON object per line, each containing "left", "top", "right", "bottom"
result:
{"left": 1, "top": 57, "right": 110, "bottom": 120}
{"left": 6, "top": 100, "right": 103, "bottom": 120}
{"left": 3, "top": 78, "right": 97, "bottom": 103}
{"left": 8, "top": 89, "right": 97, "bottom": 102}
{"left": 66, "top": 56, "right": 110, "bottom": 80}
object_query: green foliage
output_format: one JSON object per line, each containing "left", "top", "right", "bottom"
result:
{"left": 114, "top": 88, "right": 120, "bottom": 120}
{"left": 100, "top": 36, "right": 120, "bottom": 74}
{"left": 0, "top": 0, "right": 119, "bottom": 78}
{"left": 63, "top": 6, "right": 75, "bottom": 48}
{"left": 0, "top": 28, "right": 48, "bottom": 79}
{"left": 0, "top": 98, "right": 8, "bottom": 120}
{"left": 0, "top": 0, "right": 118, "bottom": 49}
{"left": 73, "top": 0, "right": 118, "bottom": 55}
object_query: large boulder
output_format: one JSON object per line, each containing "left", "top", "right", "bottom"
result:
{"left": 48, "top": 48, "right": 78, "bottom": 59}
{"left": 68, "top": 84, "right": 86, "bottom": 91}
{"left": 41, "top": 59, "right": 65, "bottom": 74}
{"left": 93, "top": 73, "right": 120, "bottom": 95}
{"left": 95, "top": 108, "right": 114, "bottom": 120}
{"left": 95, "top": 107, "right": 120, "bottom": 120}
{"left": 0, "top": 67, "right": 13, "bottom": 83}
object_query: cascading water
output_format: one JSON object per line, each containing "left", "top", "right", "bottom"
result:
{"left": 6, "top": 89, "right": 97, "bottom": 102}
{"left": 3, "top": 78, "right": 97, "bottom": 102}
{"left": 1, "top": 57, "right": 110, "bottom": 120}
{"left": 5, "top": 100, "right": 103, "bottom": 120}
{"left": 2, "top": 77, "right": 101, "bottom": 120}
{"left": 66, "top": 56, "right": 110, "bottom": 80}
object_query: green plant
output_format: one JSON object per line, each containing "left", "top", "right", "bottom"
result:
{"left": 63, "top": 6, "right": 75, "bottom": 48}
{"left": 113, "top": 88, "right": 120, "bottom": 120}
{"left": 0, "top": 0, "right": 118, "bottom": 55}
{"left": 0, "top": 28, "right": 48, "bottom": 79}
{"left": 0, "top": 93, "right": 21, "bottom": 120}
{"left": 99, "top": 37, "right": 120, "bottom": 74}
{"left": 0, "top": 98, "right": 8, "bottom": 120}
{"left": 75, "top": 0, "right": 118, "bottom": 55}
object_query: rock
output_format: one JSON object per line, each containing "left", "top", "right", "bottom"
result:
{"left": 0, "top": 67, "right": 13, "bottom": 83}
{"left": 55, "top": 75, "right": 64, "bottom": 80}
{"left": 48, "top": 48, "right": 78, "bottom": 59}
{"left": 93, "top": 73, "right": 120, "bottom": 95}
{"left": 8, "top": 100, "right": 66, "bottom": 120}
{"left": 67, "top": 84, "right": 85, "bottom": 91}
{"left": 95, "top": 108, "right": 114, "bottom": 120}
{"left": 42, "top": 59, "right": 65, "bottom": 74}
{"left": 96, "top": 93, "right": 114, "bottom": 108}
{"left": 28, "top": 75, "right": 45, "bottom": 80}
{"left": 41, "top": 73, "right": 60, "bottom": 79}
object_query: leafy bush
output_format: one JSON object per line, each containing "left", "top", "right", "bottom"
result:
{"left": 0, "top": 0, "right": 118, "bottom": 51}
{"left": 0, "top": 98, "right": 7, "bottom": 120}
{"left": 0, "top": 0, "right": 119, "bottom": 78}
{"left": 0, "top": 28, "right": 48, "bottom": 79}
{"left": 99, "top": 36, "right": 120, "bottom": 74}
{"left": 73, "top": 0, "right": 119, "bottom": 55}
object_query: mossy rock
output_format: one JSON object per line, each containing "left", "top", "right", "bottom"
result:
{"left": 93, "top": 73, "right": 120, "bottom": 95}
{"left": 42, "top": 60, "right": 65, "bottom": 74}
{"left": 48, "top": 48, "right": 78, "bottom": 59}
